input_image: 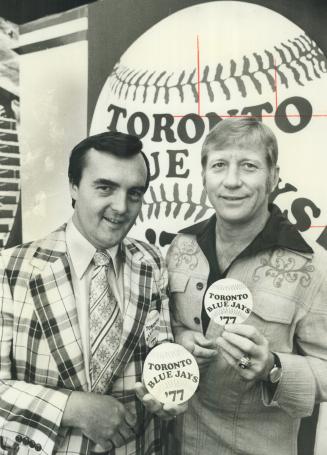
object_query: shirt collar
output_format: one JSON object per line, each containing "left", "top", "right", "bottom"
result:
{"left": 179, "top": 203, "right": 313, "bottom": 257}
{"left": 241, "top": 203, "right": 313, "bottom": 257}
{"left": 65, "top": 219, "right": 121, "bottom": 279}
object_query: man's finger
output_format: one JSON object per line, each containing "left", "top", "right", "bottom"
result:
{"left": 142, "top": 394, "right": 162, "bottom": 413}
{"left": 224, "top": 324, "right": 264, "bottom": 345}
{"left": 197, "top": 356, "right": 215, "bottom": 366}
{"left": 216, "top": 336, "right": 243, "bottom": 361}
{"left": 134, "top": 382, "right": 147, "bottom": 399}
{"left": 116, "top": 422, "right": 136, "bottom": 443}
{"left": 221, "top": 349, "right": 255, "bottom": 380}
{"left": 194, "top": 334, "right": 218, "bottom": 349}
{"left": 111, "top": 431, "right": 126, "bottom": 448}
{"left": 193, "top": 344, "right": 218, "bottom": 358}
{"left": 219, "top": 349, "right": 237, "bottom": 369}
{"left": 124, "top": 409, "right": 137, "bottom": 428}
{"left": 221, "top": 331, "right": 254, "bottom": 354}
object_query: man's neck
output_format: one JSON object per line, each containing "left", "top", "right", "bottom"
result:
{"left": 216, "top": 208, "right": 269, "bottom": 244}
{"left": 215, "top": 208, "right": 270, "bottom": 271}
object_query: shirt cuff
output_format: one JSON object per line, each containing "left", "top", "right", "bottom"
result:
{"left": 261, "top": 352, "right": 315, "bottom": 418}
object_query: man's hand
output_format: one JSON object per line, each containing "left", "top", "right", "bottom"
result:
{"left": 62, "top": 391, "right": 137, "bottom": 451}
{"left": 216, "top": 324, "right": 274, "bottom": 381}
{"left": 134, "top": 382, "right": 188, "bottom": 420}
{"left": 175, "top": 329, "right": 218, "bottom": 366}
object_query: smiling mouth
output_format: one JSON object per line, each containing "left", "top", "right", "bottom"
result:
{"left": 220, "top": 196, "right": 247, "bottom": 201}
{"left": 103, "top": 216, "right": 125, "bottom": 225}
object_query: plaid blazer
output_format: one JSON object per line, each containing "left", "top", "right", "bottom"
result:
{"left": 0, "top": 225, "right": 172, "bottom": 455}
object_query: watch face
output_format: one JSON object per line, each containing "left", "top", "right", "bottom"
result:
{"left": 269, "top": 366, "right": 282, "bottom": 384}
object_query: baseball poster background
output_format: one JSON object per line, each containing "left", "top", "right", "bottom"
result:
{"left": 86, "top": 3, "right": 327, "bottom": 451}
{"left": 88, "top": 0, "right": 327, "bottom": 254}
{"left": 10, "top": 0, "right": 327, "bottom": 454}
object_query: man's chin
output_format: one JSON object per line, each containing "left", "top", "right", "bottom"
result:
{"left": 217, "top": 210, "right": 253, "bottom": 226}
{"left": 99, "top": 224, "right": 134, "bottom": 248}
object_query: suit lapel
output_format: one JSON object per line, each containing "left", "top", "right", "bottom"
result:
{"left": 30, "top": 226, "right": 87, "bottom": 391}
{"left": 109, "top": 240, "right": 153, "bottom": 383}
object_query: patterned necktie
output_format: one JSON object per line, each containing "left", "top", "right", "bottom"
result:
{"left": 89, "top": 250, "right": 123, "bottom": 393}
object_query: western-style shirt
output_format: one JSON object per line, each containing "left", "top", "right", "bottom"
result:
{"left": 167, "top": 203, "right": 327, "bottom": 455}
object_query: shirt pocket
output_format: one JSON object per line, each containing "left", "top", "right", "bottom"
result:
{"left": 169, "top": 270, "right": 206, "bottom": 331}
{"left": 248, "top": 290, "right": 296, "bottom": 351}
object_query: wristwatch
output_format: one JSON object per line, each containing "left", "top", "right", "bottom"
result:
{"left": 268, "top": 353, "right": 282, "bottom": 384}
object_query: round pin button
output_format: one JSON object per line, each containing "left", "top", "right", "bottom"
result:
{"left": 196, "top": 282, "right": 204, "bottom": 290}
{"left": 143, "top": 342, "right": 199, "bottom": 404}
{"left": 193, "top": 317, "right": 200, "bottom": 325}
{"left": 204, "top": 278, "right": 253, "bottom": 325}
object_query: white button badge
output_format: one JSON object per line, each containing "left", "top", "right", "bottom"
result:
{"left": 204, "top": 278, "right": 253, "bottom": 325}
{"left": 143, "top": 342, "right": 199, "bottom": 404}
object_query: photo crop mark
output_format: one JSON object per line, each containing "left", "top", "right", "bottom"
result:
{"left": 173, "top": 35, "right": 327, "bottom": 119}
{"left": 172, "top": 35, "right": 327, "bottom": 229}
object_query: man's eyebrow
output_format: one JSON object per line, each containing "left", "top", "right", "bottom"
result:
{"left": 93, "top": 178, "right": 146, "bottom": 192}
{"left": 239, "top": 157, "right": 262, "bottom": 163}
{"left": 93, "top": 178, "right": 118, "bottom": 186}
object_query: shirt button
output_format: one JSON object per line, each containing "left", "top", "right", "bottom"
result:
{"left": 29, "top": 440, "right": 36, "bottom": 448}
{"left": 196, "top": 282, "right": 204, "bottom": 290}
{"left": 194, "top": 317, "right": 201, "bottom": 325}
{"left": 22, "top": 436, "right": 30, "bottom": 445}
{"left": 35, "top": 443, "right": 42, "bottom": 452}
{"left": 15, "top": 435, "right": 23, "bottom": 443}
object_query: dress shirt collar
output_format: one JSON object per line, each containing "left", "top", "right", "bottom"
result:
{"left": 66, "top": 219, "right": 121, "bottom": 279}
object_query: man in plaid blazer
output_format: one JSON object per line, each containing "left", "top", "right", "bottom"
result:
{"left": 0, "top": 132, "right": 179, "bottom": 455}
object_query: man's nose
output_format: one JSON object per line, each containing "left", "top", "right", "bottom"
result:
{"left": 111, "top": 190, "right": 127, "bottom": 214}
{"left": 223, "top": 164, "right": 241, "bottom": 188}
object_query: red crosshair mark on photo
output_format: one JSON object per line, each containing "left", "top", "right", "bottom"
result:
{"left": 174, "top": 35, "right": 327, "bottom": 228}
{"left": 197, "top": 34, "right": 327, "bottom": 119}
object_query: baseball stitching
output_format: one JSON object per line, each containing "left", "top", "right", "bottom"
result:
{"left": 108, "top": 34, "right": 326, "bottom": 104}
{"left": 210, "top": 278, "right": 249, "bottom": 292}
{"left": 209, "top": 285, "right": 249, "bottom": 293}
{"left": 138, "top": 184, "right": 213, "bottom": 223}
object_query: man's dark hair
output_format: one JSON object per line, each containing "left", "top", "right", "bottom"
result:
{"left": 68, "top": 131, "right": 150, "bottom": 207}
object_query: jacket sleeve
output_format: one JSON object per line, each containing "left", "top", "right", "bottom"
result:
{"left": 262, "top": 274, "right": 327, "bottom": 418}
{"left": 0, "top": 256, "right": 71, "bottom": 455}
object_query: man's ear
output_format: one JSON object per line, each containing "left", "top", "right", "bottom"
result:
{"left": 271, "top": 165, "right": 280, "bottom": 192}
{"left": 69, "top": 182, "right": 79, "bottom": 201}
{"left": 202, "top": 169, "right": 206, "bottom": 189}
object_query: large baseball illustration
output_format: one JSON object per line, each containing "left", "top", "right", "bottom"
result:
{"left": 91, "top": 1, "right": 327, "bottom": 249}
